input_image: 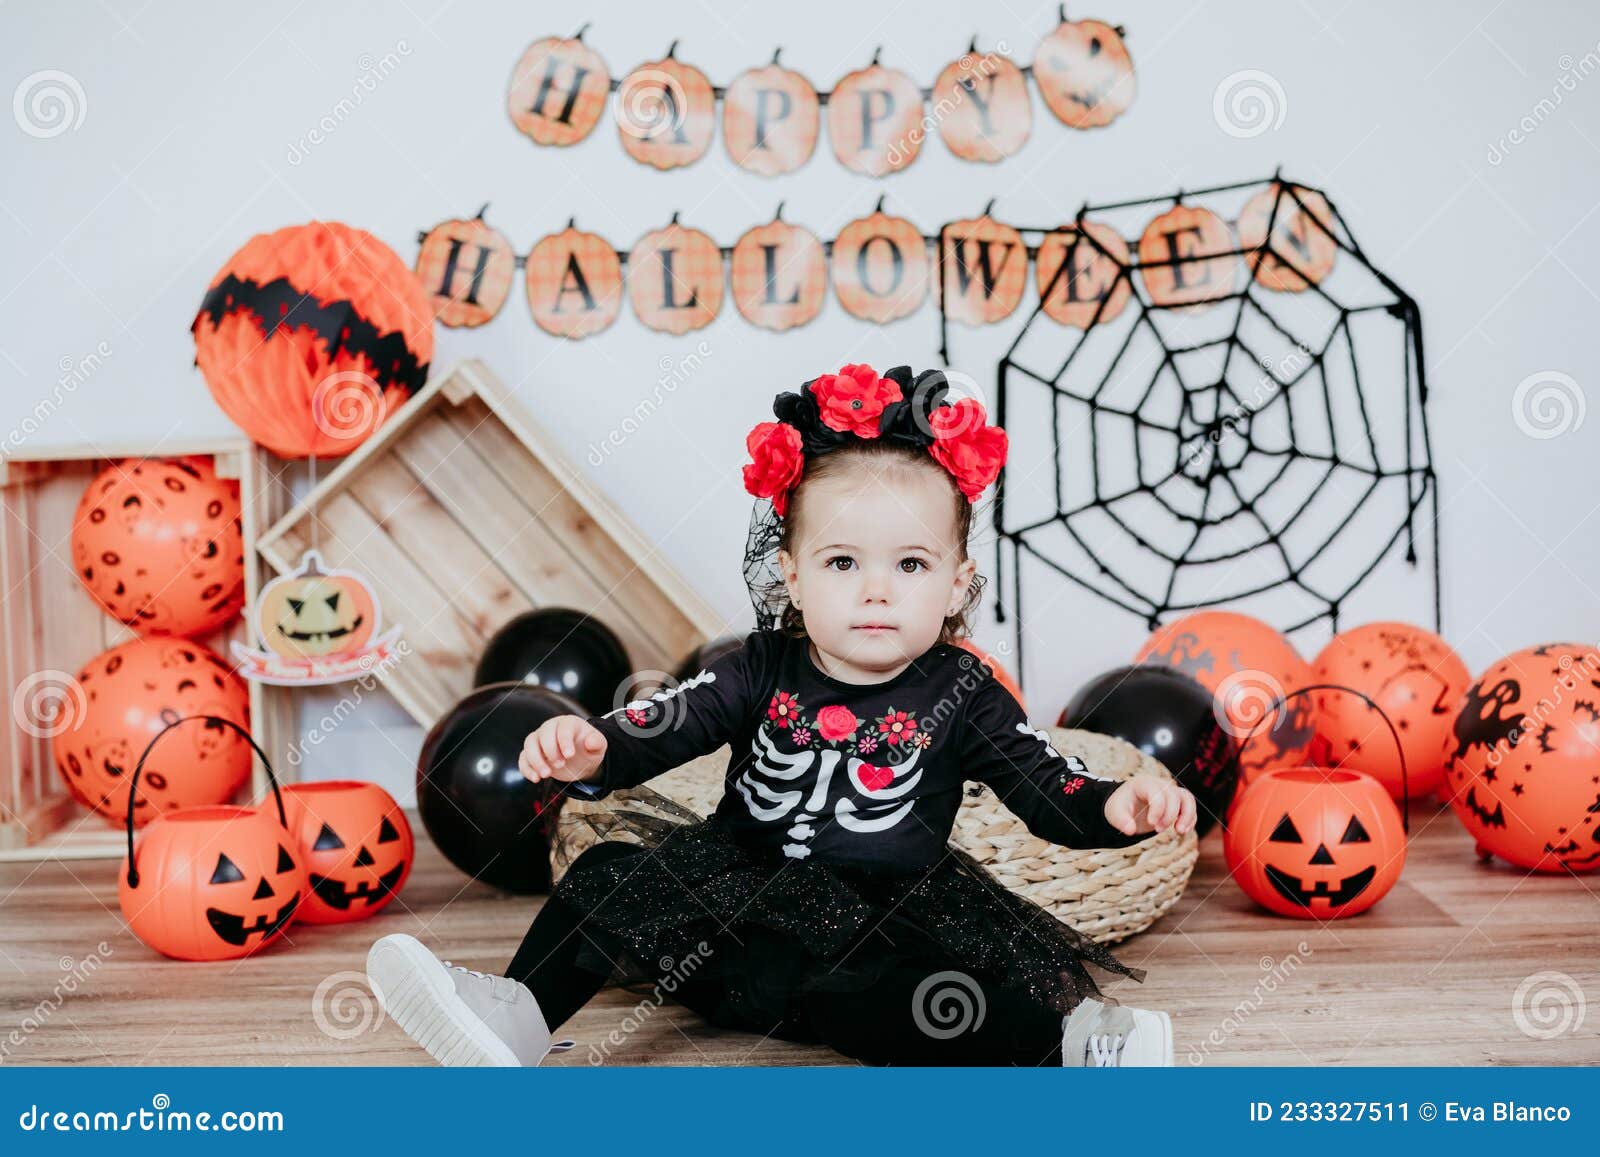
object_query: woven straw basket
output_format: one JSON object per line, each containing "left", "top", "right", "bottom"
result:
{"left": 550, "top": 727, "right": 1197, "bottom": 945}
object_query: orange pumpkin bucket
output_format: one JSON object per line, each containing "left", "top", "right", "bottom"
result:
{"left": 119, "top": 715, "right": 305, "bottom": 962}
{"left": 280, "top": 780, "right": 414, "bottom": 924}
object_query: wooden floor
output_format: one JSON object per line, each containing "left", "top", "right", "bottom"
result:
{"left": 2, "top": 798, "right": 1597, "bottom": 1066}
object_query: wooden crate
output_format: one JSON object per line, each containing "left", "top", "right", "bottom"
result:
{"left": 0, "top": 440, "right": 294, "bottom": 861}
{"left": 255, "top": 359, "right": 725, "bottom": 731}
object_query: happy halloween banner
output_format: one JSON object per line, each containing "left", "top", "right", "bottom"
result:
{"left": 413, "top": 184, "right": 1341, "bottom": 336}
{"left": 507, "top": 9, "right": 1136, "bottom": 175}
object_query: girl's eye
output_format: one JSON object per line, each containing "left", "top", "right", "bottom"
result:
{"left": 899, "top": 558, "right": 928, "bottom": 574}
{"left": 826, "top": 556, "right": 855, "bottom": 572}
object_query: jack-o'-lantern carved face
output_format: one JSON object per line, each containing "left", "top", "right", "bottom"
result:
{"left": 1224, "top": 769, "right": 1406, "bottom": 919}
{"left": 282, "top": 781, "right": 414, "bottom": 924}
{"left": 256, "top": 551, "right": 379, "bottom": 660}
{"left": 205, "top": 830, "right": 303, "bottom": 947}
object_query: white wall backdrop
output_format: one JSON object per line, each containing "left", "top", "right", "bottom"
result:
{"left": 4, "top": 1, "right": 1597, "bottom": 799}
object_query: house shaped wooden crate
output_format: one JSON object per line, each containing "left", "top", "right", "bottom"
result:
{"left": 254, "top": 359, "right": 726, "bottom": 731}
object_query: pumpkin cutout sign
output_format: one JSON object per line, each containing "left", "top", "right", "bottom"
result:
{"left": 730, "top": 207, "right": 826, "bottom": 331}
{"left": 827, "top": 51, "right": 925, "bottom": 176}
{"left": 722, "top": 51, "right": 820, "bottom": 176}
{"left": 1237, "top": 183, "right": 1339, "bottom": 293}
{"left": 831, "top": 202, "right": 929, "bottom": 323}
{"left": 120, "top": 715, "right": 305, "bottom": 961}
{"left": 1225, "top": 767, "right": 1406, "bottom": 919}
{"left": 232, "top": 550, "right": 402, "bottom": 686}
{"left": 282, "top": 781, "right": 413, "bottom": 924}
{"left": 1138, "top": 204, "right": 1240, "bottom": 309}
{"left": 1035, "top": 219, "right": 1132, "bottom": 329}
{"left": 415, "top": 206, "right": 517, "bottom": 328}
{"left": 526, "top": 220, "right": 624, "bottom": 339}
{"left": 1033, "top": 12, "right": 1136, "bottom": 129}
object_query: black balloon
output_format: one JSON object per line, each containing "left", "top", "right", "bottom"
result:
{"left": 1058, "top": 664, "right": 1238, "bottom": 837}
{"left": 674, "top": 635, "right": 744, "bottom": 685}
{"left": 473, "top": 608, "right": 631, "bottom": 716}
{"left": 417, "top": 682, "right": 581, "bottom": 893}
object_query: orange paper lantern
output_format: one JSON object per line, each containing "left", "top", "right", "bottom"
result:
{"left": 191, "top": 222, "right": 433, "bottom": 458}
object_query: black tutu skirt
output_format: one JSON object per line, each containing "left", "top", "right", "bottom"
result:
{"left": 551, "top": 788, "right": 1147, "bottom": 1042}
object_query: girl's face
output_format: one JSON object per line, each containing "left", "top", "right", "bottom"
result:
{"left": 777, "top": 461, "right": 977, "bottom": 684}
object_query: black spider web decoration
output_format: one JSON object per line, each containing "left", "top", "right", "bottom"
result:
{"left": 936, "top": 173, "right": 1438, "bottom": 684}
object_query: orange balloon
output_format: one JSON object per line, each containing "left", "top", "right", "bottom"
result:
{"left": 71, "top": 456, "right": 244, "bottom": 639}
{"left": 955, "top": 639, "right": 1025, "bottom": 711}
{"left": 1442, "top": 642, "right": 1600, "bottom": 872}
{"left": 191, "top": 222, "right": 433, "bottom": 459}
{"left": 121, "top": 803, "right": 304, "bottom": 961}
{"left": 1311, "top": 622, "right": 1469, "bottom": 800}
{"left": 1225, "top": 767, "right": 1406, "bottom": 919}
{"left": 53, "top": 638, "right": 252, "bottom": 826}
{"left": 1135, "top": 610, "right": 1316, "bottom": 784}
{"left": 282, "top": 781, "right": 414, "bottom": 924}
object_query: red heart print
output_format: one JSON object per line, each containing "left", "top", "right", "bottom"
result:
{"left": 857, "top": 763, "right": 893, "bottom": 792}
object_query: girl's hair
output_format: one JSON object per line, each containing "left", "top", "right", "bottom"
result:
{"left": 776, "top": 439, "right": 986, "bottom": 645}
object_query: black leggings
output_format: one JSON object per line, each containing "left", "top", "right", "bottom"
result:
{"left": 504, "top": 840, "right": 1065, "bottom": 1066}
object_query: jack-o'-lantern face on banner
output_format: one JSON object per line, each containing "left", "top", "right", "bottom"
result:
{"left": 933, "top": 46, "right": 1031, "bottom": 162}
{"left": 828, "top": 54, "right": 926, "bottom": 176}
{"left": 730, "top": 209, "right": 826, "bottom": 331}
{"left": 616, "top": 47, "right": 716, "bottom": 170}
{"left": 232, "top": 549, "right": 401, "bottom": 685}
{"left": 723, "top": 53, "right": 820, "bottom": 176}
{"left": 1034, "top": 15, "right": 1136, "bottom": 129}
{"left": 415, "top": 208, "right": 516, "bottom": 328}
{"left": 1035, "top": 219, "right": 1132, "bottom": 329}
{"left": 1236, "top": 183, "right": 1339, "bottom": 293}
{"left": 941, "top": 211, "right": 1027, "bottom": 325}
{"left": 526, "top": 221, "right": 624, "bottom": 339}
{"left": 831, "top": 206, "right": 929, "bottom": 323}
{"left": 627, "top": 217, "right": 723, "bottom": 335}
{"left": 1138, "top": 204, "right": 1240, "bottom": 309}
{"left": 507, "top": 31, "right": 612, "bottom": 146}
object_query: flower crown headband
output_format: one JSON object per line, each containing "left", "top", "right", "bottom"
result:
{"left": 740, "top": 363, "right": 1009, "bottom": 517}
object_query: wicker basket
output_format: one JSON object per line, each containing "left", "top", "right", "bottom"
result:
{"left": 551, "top": 727, "right": 1197, "bottom": 945}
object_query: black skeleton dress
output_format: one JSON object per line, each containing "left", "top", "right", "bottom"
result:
{"left": 551, "top": 628, "right": 1156, "bottom": 1039}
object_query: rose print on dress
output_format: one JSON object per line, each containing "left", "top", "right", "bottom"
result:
{"left": 816, "top": 705, "right": 859, "bottom": 741}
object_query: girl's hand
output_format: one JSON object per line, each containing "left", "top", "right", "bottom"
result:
{"left": 1104, "top": 775, "right": 1197, "bottom": 836}
{"left": 519, "top": 715, "right": 607, "bottom": 785}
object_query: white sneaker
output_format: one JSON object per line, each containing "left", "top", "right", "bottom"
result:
{"left": 365, "top": 933, "right": 576, "bottom": 1066}
{"left": 1060, "top": 997, "right": 1174, "bottom": 1067}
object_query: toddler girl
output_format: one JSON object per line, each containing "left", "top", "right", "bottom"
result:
{"left": 367, "top": 363, "right": 1195, "bottom": 1067}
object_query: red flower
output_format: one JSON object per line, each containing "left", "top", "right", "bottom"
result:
{"left": 809, "top": 364, "right": 903, "bottom": 438}
{"left": 878, "top": 709, "right": 917, "bottom": 745}
{"left": 1060, "top": 776, "right": 1085, "bottom": 796}
{"left": 768, "top": 690, "right": 802, "bottom": 728}
{"left": 816, "top": 705, "right": 859, "bottom": 742}
{"left": 742, "top": 422, "right": 805, "bottom": 516}
{"left": 928, "top": 400, "right": 1008, "bottom": 502}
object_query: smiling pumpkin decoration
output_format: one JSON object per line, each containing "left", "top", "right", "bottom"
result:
{"left": 119, "top": 715, "right": 305, "bottom": 961}
{"left": 256, "top": 551, "right": 378, "bottom": 662}
{"left": 1225, "top": 767, "right": 1406, "bottom": 919}
{"left": 281, "top": 781, "right": 414, "bottom": 924}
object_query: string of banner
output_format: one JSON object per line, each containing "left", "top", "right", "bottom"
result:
{"left": 507, "top": 9, "right": 1136, "bottom": 175}
{"left": 412, "top": 183, "right": 1340, "bottom": 336}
